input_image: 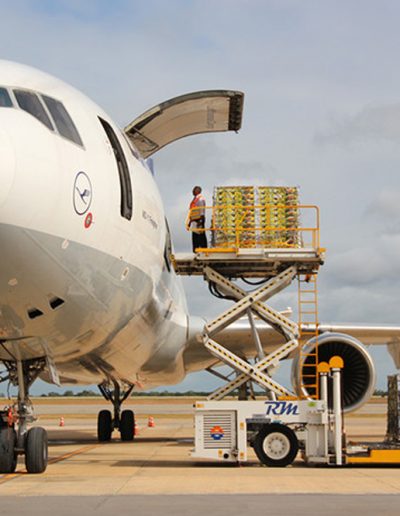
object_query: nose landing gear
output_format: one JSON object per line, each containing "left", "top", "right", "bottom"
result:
{"left": 97, "top": 381, "right": 135, "bottom": 442}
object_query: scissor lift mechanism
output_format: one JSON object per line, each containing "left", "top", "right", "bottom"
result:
{"left": 173, "top": 246, "right": 324, "bottom": 400}
{"left": 202, "top": 265, "right": 298, "bottom": 399}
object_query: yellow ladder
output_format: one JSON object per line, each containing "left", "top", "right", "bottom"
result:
{"left": 297, "top": 273, "right": 319, "bottom": 399}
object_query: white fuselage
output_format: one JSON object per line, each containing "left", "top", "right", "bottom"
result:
{"left": 0, "top": 60, "right": 192, "bottom": 389}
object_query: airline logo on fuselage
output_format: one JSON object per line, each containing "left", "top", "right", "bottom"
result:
{"left": 265, "top": 401, "right": 299, "bottom": 417}
{"left": 73, "top": 171, "right": 92, "bottom": 215}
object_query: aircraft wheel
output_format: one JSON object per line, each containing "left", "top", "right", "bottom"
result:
{"left": 97, "top": 410, "right": 112, "bottom": 442}
{"left": 119, "top": 410, "right": 135, "bottom": 441}
{"left": 253, "top": 423, "right": 298, "bottom": 467}
{"left": 0, "top": 427, "right": 17, "bottom": 473}
{"left": 25, "top": 427, "right": 48, "bottom": 474}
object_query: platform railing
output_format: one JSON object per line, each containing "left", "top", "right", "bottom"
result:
{"left": 186, "top": 204, "right": 320, "bottom": 253}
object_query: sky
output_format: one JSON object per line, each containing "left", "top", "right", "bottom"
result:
{"left": 1, "top": 0, "right": 400, "bottom": 394}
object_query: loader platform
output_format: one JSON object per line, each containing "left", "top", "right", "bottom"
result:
{"left": 172, "top": 247, "right": 324, "bottom": 278}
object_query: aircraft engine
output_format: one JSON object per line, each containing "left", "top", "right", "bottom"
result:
{"left": 291, "top": 332, "right": 376, "bottom": 413}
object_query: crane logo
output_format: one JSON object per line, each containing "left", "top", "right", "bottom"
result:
{"left": 73, "top": 171, "right": 92, "bottom": 215}
{"left": 210, "top": 425, "right": 224, "bottom": 440}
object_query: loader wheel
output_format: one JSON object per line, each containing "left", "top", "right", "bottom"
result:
{"left": 25, "top": 427, "right": 48, "bottom": 474}
{"left": 0, "top": 427, "right": 17, "bottom": 473}
{"left": 254, "top": 423, "right": 298, "bottom": 467}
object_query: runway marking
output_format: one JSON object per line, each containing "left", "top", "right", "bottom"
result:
{"left": 0, "top": 444, "right": 99, "bottom": 486}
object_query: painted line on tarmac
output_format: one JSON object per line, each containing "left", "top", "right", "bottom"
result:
{"left": 0, "top": 444, "right": 99, "bottom": 486}
{"left": 47, "top": 443, "right": 99, "bottom": 466}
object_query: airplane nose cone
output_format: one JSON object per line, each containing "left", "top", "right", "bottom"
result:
{"left": 0, "top": 127, "right": 15, "bottom": 207}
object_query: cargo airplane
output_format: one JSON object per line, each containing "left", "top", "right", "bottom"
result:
{"left": 0, "top": 60, "right": 399, "bottom": 474}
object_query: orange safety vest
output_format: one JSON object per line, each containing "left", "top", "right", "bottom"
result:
{"left": 189, "top": 194, "right": 206, "bottom": 221}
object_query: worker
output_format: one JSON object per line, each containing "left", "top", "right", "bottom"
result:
{"left": 189, "top": 186, "right": 208, "bottom": 252}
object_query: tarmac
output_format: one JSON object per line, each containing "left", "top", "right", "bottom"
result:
{"left": 0, "top": 397, "right": 399, "bottom": 515}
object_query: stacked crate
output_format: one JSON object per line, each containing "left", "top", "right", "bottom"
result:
{"left": 258, "top": 186, "right": 300, "bottom": 247}
{"left": 212, "top": 186, "right": 255, "bottom": 248}
{"left": 212, "top": 186, "right": 300, "bottom": 249}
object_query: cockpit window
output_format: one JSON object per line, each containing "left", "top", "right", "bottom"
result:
{"left": 0, "top": 88, "right": 12, "bottom": 107}
{"left": 42, "top": 95, "right": 83, "bottom": 146}
{"left": 14, "top": 90, "right": 53, "bottom": 130}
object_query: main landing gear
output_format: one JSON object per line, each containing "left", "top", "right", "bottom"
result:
{"left": 97, "top": 381, "right": 135, "bottom": 442}
{"left": 0, "top": 357, "right": 48, "bottom": 474}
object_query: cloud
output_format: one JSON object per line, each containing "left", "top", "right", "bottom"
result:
{"left": 316, "top": 104, "right": 400, "bottom": 147}
{"left": 367, "top": 189, "right": 400, "bottom": 231}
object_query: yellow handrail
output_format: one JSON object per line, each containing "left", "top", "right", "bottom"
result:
{"left": 186, "top": 204, "right": 320, "bottom": 252}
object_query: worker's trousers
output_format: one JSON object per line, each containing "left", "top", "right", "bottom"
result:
{"left": 192, "top": 220, "right": 207, "bottom": 252}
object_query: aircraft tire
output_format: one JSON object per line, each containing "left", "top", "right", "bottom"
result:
{"left": 253, "top": 423, "right": 298, "bottom": 467}
{"left": 120, "top": 410, "right": 135, "bottom": 441}
{"left": 0, "top": 426, "right": 17, "bottom": 473}
{"left": 97, "top": 410, "right": 112, "bottom": 442}
{"left": 25, "top": 427, "right": 48, "bottom": 474}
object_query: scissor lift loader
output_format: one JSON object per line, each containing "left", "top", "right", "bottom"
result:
{"left": 173, "top": 189, "right": 324, "bottom": 401}
{"left": 174, "top": 187, "right": 400, "bottom": 467}
{"left": 172, "top": 188, "right": 327, "bottom": 465}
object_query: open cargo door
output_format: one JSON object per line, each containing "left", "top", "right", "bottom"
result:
{"left": 124, "top": 90, "right": 244, "bottom": 159}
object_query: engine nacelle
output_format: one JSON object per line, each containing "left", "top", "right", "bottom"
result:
{"left": 291, "top": 332, "right": 376, "bottom": 413}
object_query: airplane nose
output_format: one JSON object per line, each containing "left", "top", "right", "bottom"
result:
{"left": 0, "top": 127, "right": 15, "bottom": 207}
